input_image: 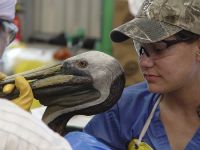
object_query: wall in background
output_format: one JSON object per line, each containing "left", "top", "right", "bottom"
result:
{"left": 112, "top": 0, "right": 143, "bottom": 86}
{"left": 19, "top": 0, "right": 102, "bottom": 41}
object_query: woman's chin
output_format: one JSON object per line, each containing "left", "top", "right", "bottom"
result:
{"left": 147, "top": 83, "right": 166, "bottom": 93}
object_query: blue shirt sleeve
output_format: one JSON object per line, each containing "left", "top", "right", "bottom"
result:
{"left": 65, "top": 131, "right": 112, "bottom": 150}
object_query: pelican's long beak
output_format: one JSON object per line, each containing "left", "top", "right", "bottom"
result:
{"left": 0, "top": 61, "right": 98, "bottom": 107}
{"left": 0, "top": 51, "right": 125, "bottom": 135}
{"left": 0, "top": 51, "right": 125, "bottom": 130}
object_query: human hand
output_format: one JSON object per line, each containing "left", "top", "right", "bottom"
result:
{"left": 1, "top": 74, "right": 34, "bottom": 111}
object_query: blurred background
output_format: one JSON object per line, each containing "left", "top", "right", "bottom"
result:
{"left": 3, "top": 0, "right": 144, "bottom": 128}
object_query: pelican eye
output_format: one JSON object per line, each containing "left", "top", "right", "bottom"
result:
{"left": 77, "top": 60, "right": 88, "bottom": 68}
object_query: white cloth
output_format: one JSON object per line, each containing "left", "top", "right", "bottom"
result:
{"left": 0, "top": 0, "right": 17, "bottom": 20}
{"left": 0, "top": 99, "right": 72, "bottom": 150}
{"left": 127, "top": 0, "right": 144, "bottom": 16}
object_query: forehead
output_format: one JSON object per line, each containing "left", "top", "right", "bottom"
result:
{"left": 0, "top": 16, "right": 11, "bottom": 21}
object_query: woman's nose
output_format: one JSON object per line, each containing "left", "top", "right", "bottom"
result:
{"left": 139, "top": 55, "right": 154, "bottom": 68}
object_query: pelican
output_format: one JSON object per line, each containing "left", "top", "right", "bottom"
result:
{"left": 0, "top": 51, "right": 125, "bottom": 135}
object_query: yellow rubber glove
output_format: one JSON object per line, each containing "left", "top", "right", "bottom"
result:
{"left": 128, "top": 139, "right": 153, "bottom": 150}
{"left": 0, "top": 72, "right": 7, "bottom": 80}
{"left": 2, "top": 75, "right": 34, "bottom": 111}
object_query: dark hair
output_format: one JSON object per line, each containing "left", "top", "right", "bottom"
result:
{"left": 175, "top": 30, "right": 200, "bottom": 43}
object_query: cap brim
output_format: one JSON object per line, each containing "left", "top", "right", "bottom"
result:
{"left": 110, "top": 18, "right": 182, "bottom": 43}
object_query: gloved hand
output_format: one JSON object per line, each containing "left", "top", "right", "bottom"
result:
{"left": 0, "top": 72, "right": 7, "bottom": 80}
{"left": 0, "top": 72, "right": 34, "bottom": 111}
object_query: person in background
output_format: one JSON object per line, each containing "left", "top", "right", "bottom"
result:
{"left": 65, "top": 0, "right": 200, "bottom": 149}
{"left": 0, "top": 0, "right": 72, "bottom": 149}
{"left": 0, "top": 0, "right": 33, "bottom": 111}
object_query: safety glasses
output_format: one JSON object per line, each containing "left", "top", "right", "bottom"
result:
{"left": 0, "top": 19, "right": 18, "bottom": 52}
{"left": 133, "top": 36, "right": 200, "bottom": 59}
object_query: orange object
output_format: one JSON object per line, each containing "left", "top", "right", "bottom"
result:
{"left": 13, "top": 15, "right": 22, "bottom": 41}
{"left": 53, "top": 47, "right": 71, "bottom": 60}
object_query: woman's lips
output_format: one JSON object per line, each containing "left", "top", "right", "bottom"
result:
{"left": 144, "top": 74, "right": 160, "bottom": 82}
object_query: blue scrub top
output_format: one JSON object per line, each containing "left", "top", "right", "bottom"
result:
{"left": 66, "top": 82, "right": 200, "bottom": 150}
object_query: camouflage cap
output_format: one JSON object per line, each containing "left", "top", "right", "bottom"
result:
{"left": 110, "top": 0, "right": 200, "bottom": 43}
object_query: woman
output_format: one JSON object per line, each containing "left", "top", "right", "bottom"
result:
{"left": 66, "top": 0, "right": 200, "bottom": 149}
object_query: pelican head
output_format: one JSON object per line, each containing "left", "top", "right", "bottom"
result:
{"left": 0, "top": 51, "right": 125, "bottom": 135}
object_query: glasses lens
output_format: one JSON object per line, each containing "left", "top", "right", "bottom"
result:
{"left": 0, "top": 31, "right": 8, "bottom": 57}
{"left": 0, "top": 20, "right": 18, "bottom": 57}
{"left": 133, "top": 40, "right": 171, "bottom": 59}
{"left": 1, "top": 21, "right": 18, "bottom": 44}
